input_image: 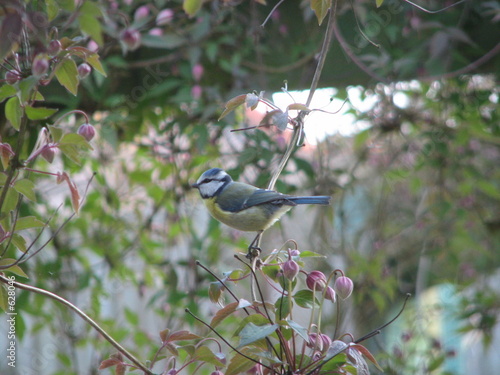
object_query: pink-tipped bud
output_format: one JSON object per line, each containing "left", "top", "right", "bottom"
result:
{"left": 289, "top": 249, "right": 300, "bottom": 257}
{"left": 5, "top": 70, "right": 20, "bottom": 85}
{"left": 210, "top": 371, "right": 224, "bottom": 375}
{"left": 192, "top": 64, "right": 204, "bottom": 82}
{"left": 77, "top": 63, "right": 92, "bottom": 79}
{"left": 77, "top": 123, "right": 96, "bottom": 142}
{"left": 32, "top": 55, "right": 49, "bottom": 77}
{"left": 334, "top": 276, "right": 353, "bottom": 300}
{"left": 47, "top": 39, "right": 62, "bottom": 56}
{"left": 41, "top": 144, "right": 57, "bottom": 163}
{"left": 156, "top": 9, "right": 174, "bottom": 25}
{"left": 325, "top": 286, "right": 336, "bottom": 302}
{"left": 282, "top": 260, "right": 299, "bottom": 281}
{"left": 307, "top": 333, "right": 332, "bottom": 353}
{"left": 121, "top": 28, "right": 141, "bottom": 50}
{"left": 306, "top": 271, "right": 327, "bottom": 292}
{"left": 166, "top": 369, "right": 177, "bottom": 375}
{"left": 134, "top": 5, "right": 150, "bottom": 21}
{"left": 149, "top": 28, "right": 163, "bottom": 36}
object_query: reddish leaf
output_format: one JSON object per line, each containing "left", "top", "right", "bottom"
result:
{"left": 98, "top": 358, "right": 121, "bottom": 369}
{"left": 210, "top": 301, "right": 239, "bottom": 328}
{"left": 218, "top": 94, "right": 246, "bottom": 120}
{"left": 166, "top": 330, "right": 201, "bottom": 342}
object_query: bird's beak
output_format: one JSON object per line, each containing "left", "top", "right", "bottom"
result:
{"left": 191, "top": 183, "right": 199, "bottom": 189}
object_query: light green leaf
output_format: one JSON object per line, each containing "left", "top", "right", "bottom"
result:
{"left": 55, "top": 58, "right": 79, "bottom": 95}
{"left": 376, "top": 0, "right": 384, "bottom": 7}
{"left": 19, "top": 76, "right": 39, "bottom": 104}
{"left": 237, "top": 322, "right": 278, "bottom": 348}
{"left": 218, "top": 94, "right": 246, "bottom": 120}
{"left": 78, "top": 13, "right": 103, "bottom": 46}
{"left": 13, "top": 216, "right": 45, "bottom": 231}
{"left": 286, "top": 319, "right": 310, "bottom": 341}
{"left": 58, "top": 133, "right": 93, "bottom": 164}
{"left": 13, "top": 179, "right": 36, "bottom": 202}
{"left": 25, "top": 106, "right": 58, "bottom": 120}
{"left": 310, "top": 0, "right": 332, "bottom": 25}
{"left": 11, "top": 233, "right": 27, "bottom": 253}
{"left": 48, "top": 125, "right": 64, "bottom": 143}
{"left": 183, "top": 0, "right": 203, "bottom": 17}
{"left": 0, "top": 259, "right": 29, "bottom": 278}
{"left": 1, "top": 187, "right": 19, "bottom": 212}
{"left": 0, "top": 84, "right": 16, "bottom": 103}
{"left": 86, "top": 53, "right": 107, "bottom": 76}
{"left": 5, "top": 96, "right": 23, "bottom": 130}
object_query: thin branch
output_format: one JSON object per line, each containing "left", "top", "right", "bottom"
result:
{"left": 403, "top": 0, "right": 467, "bottom": 14}
{"left": 0, "top": 274, "right": 152, "bottom": 375}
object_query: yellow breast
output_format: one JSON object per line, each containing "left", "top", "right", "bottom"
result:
{"left": 203, "top": 197, "right": 292, "bottom": 232}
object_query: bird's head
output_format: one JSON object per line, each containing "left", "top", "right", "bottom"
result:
{"left": 192, "top": 168, "right": 233, "bottom": 198}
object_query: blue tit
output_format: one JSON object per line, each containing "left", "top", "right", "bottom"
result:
{"left": 192, "top": 168, "right": 331, "bottom": 233}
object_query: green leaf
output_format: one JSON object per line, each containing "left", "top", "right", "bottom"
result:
{"left": 0, "top": 259, "right": 29, "bottom": 278}
{"left": 46, "top": 0, "right": 59, "bottom": 21}
{"left": 183, "top": 0, "right": 203, "bottom": 17}
{"left": 11, "top": 233, "right": 27, "bottom": 253}
{"left": 237, "top": 322, "right": 278, "bottom": 348}
{"left": 310, "top": 0, "right": 332, "bottom": 25}
{"left": 293, "top": 289, "right": 320, "bottom": 309}
{"left": 225, "top": 352, "right": 256, "bottom": 375}
{"left": 13, "top": 216, "right": 45, "bottom": 231}
{"left": 275, "top": 296, "right": 292, "bottom": 320}
{"left": 19, "top": 76, "right": 39, "bottom": 104}
{"left": 193, "top": 346, "right": 225, "bottom": 367}
{"left": 78, "top": 11, "right": 103, "bottom": 46}
{"left": 376, "top": 0, "right": 384, "bottom": 7}
{"left": 0, "top": 85, "right": 16, "bottom": 103}
{"left": 48, "top": 125, "right": 64, "bottom": 143}
{"left": 13, "top": 179, "right": 36, "bottom": 202}
{"left": 55, "top": 58, "right": 79, "bottom": 95}
{"left": 25, "top": 106, "right": 58, "bottom": 120}
{"left": 286, "top": 319, "right": 309, "bottom": 341}
{"left": 58, "top": 133, "right": 93, "bottom": 164}
{"left": 5, "top": 96, "right": 23, "bottom": 130}
{"left": 86, "top": 53, "right": 107, "bottom": 76}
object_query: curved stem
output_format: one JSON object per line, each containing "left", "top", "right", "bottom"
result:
{"left": 0, "top": 275, "right": 152, "bottom": 375}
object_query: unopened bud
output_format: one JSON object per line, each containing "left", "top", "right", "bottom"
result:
{"left": 210, "top": 371, "right": 224, "bottom": 375}
{"left": 282, "top": 260, "right": 299, "bottom": 281}
{"left": 78, "top": 63, "right": 92, "bottom": 79}
{"left": 324, "top": 286, "right": 336, "bottom": 302}
{"left": 306, "top": 271, "right": 327, "bottom": 292}
{"left": 156, "top": 9, "right": 174, "bottom": 25}
{"left": 191, "top": 85, "right": 202, "bottom": 100}
{"left": 77, "top": 123, "right": 96, "bottom": 141}
{"left": 334, "top": 276, "right": 353, "bottom": 300}
{"left": 214, "top": 352, "right": 226, "bottom": 365}
{"left": 121, "top": 28, "right": 141, "bottom": 50}
{"left": 41, "top": 144, "right": 57, "bottom": 163}
{"left": 47, "top": 40, "right": 62, "bottom": 56}
{"left": 134, "top": 5, "right": 150, "bottom": 21}
{"left": 5, "top": 70, "right": 21, "bottom": 85}
{"left": 192, "top": 64, "right": 204, "bottom": 81}
{"left": 308, "top": 333, "right": 332, "bottom": 353}
{"left": 32, "top": 54, "right": 49, "bottom": 77}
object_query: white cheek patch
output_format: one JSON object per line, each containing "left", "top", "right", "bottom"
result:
{"left": 199, "top": 181, "right": 225, "bottom": 198}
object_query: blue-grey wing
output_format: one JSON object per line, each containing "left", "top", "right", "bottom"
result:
{"left": 243, "top": 189, "right": 296, "bottom": 209}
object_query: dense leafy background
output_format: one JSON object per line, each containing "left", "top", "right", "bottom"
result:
{"left": 0, "top": 0, "right": 499, "bottom": 374}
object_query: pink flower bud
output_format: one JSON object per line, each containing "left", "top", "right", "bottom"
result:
{"left": 134, "top": 5, "right": 150, "bottom": 21}
{"left": 87, "top": 40, "right": 99, "bottom": 52}
{"left": 308, "top": 333, "right": 332, "bottom": 353}
{"left": 149, "top": 28, "right": 163, "bottom": 36}
{"left": 282, "top": 260, "right": 299, "bottom": 281}
{"left": 77, "top": 123, "right": 96, "bottom": 142}
{"left": 324, "top": 286, "right": 336, "bottom": 302}
{"left": 5, "top": 70, "right": 20, "bottom": 85}
{"left": 47, "top": 39, "right": 62, "bottom": 56}
{"left": 289, "top": 249, "right": 300, "bottom": 257}
{"left": 156, "top": 9, "right": 174, "bottom": 25}
{"left": 214, "top": 352, "right": 226, "bottom": 365}
{"left": 32, "top": 55, "right": 49, "bottom": 77}
{"left": 210, "top": 371, "right": 224, "bottom": 375}
{"left": 77, "top": 63, "right": 92, "bottom": 79}
{"left": 306, "top": 271, "right": 327, "bottom": 292}
{"left": 191, "top": 85, "right": 202, "bottom": 100}
{"left": 334, "top": 276, "right": 353, "bottom": 300}
{"left": 121, "top": 28, "right": 141, "bottom": 50}
{"left": 192, "top": 64, "right": 204, "bottom": 81}
{"left": 41, "top": 144, "right": 57, "bottom": 163}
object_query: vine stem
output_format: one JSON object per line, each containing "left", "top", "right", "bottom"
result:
{"left": 267, "top": 3, "right": 338, "bottom": 191}
{"left": 0, "top": 274, "right": 153, "bottom": 375}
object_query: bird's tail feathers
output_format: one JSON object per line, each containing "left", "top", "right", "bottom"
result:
{"left": 291, "top": 196, "right": 331, "bottom": 205}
